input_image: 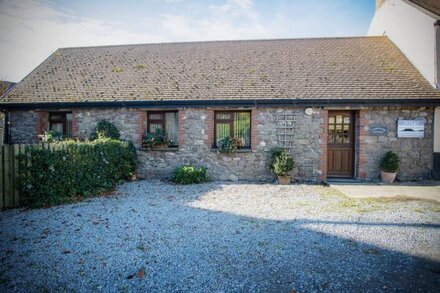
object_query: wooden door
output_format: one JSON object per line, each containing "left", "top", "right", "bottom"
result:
{"left": 327, "top": 111, "right": 355, "bottom": 178}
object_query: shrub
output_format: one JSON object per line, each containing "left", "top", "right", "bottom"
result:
{"left": 89, "top": 120, "right": 120, "bottom": 140}
{"left": 380, "top": 151, "right": 399, "bottom": 173}
{"left": 170, "top": 166, "right": 208, "bottom": 184}
{"left": 218, "top": 136, "right": 241, "bottom": 154}
{"left": 17, "top": 138, "right": 136, "bottom": 207}
{"left": 269, "top": 148, "right": 295, "bottom": 176}
{"left": 142, "top": 128, "right": 173, "bottom": 149}
{"left": 38, "top": 130, "right": 63, "bottom": 142}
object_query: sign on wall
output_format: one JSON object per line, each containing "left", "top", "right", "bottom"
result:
{"left": 369, "top": 125, "right": 388, "bottom": 136}
{"left": 397, "top": 119, "right": 425, "bottom": 138}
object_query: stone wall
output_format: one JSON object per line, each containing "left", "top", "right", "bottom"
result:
{"left": 358, "top": 107, "right": 434, "bottom": 181}
{"left": 7, "top": 106, "right": 435, "bottom": 182}
{"left": 137, "top": 107, "right": 325, "bottom": 182}
{"left": 73, "top": 108, "right": 144, "bottom": 145}
{"left": 8, "top": 110, "right": 41, "bottom": 144}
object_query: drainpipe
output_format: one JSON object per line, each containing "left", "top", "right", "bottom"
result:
{"left": 435, "top": 20, "right": 440, "bottom": 89}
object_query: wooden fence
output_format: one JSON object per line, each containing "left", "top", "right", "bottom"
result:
{"left": 0, "top": 144, "right": 25, "bottom": 209}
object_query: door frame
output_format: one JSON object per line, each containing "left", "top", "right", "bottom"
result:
{"left": 327, "top": 110, "right": 356, "bottom": 178}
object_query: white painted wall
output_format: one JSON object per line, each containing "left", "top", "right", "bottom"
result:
{"left": 368, "top": 0, "right": 438, "bottom": 88}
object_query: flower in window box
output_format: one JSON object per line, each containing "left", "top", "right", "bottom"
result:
{"left": 142, "top": 128, "right": 173, "bottom": 149}
{"left": 218, "top": 136, "right": 242, "bottom": 154}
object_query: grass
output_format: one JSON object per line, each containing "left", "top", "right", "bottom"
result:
{"left": 317, "top": 186, "right": 440, "bottom": 214}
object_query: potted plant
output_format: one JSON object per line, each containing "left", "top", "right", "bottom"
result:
{"left": 217, "top": 136, "right": 242, "bottom": 154}
{"left": 269, "top": 148, "right": 295, "bottom": 184}
{"left": 142, "top": 128, "right": 173, "bottom": 149}
{"left": 380, "top": 151, "right": 399, "bottom": 183}
{"left": 38, "top": 130, "right": 63, "bottom": 142}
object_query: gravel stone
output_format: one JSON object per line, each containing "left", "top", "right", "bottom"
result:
{"left": 0, "top": 180, "right": 439, "bottom": 292}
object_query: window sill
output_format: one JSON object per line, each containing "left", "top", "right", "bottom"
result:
{"left": 210, "top": 148, "right": 252, "bottom": 154}
{"left": 138, "top": 147, "right": 179, "bottom": 152}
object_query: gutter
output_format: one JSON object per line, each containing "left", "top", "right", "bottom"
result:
{"left": 1, "top": 98, "right": 440, "bottom": 111}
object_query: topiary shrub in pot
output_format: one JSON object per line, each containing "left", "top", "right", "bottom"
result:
{"left": 380, "top": 151, "right": 399, "bottom": 183}
{"left": 89, "top": 120, "right": 120, "bottom": 140}
{"left": 269, "top": 148, "right": 295, "bottom": 184}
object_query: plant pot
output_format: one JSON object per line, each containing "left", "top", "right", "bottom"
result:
{"left": 154, "top": 144, "right": 169, "bottom": 149}
{"left": 277, "top": 175, "right": 291, "bottom": 185}
{"left": 380, "top": 171, "right": 396, "bottom": 183}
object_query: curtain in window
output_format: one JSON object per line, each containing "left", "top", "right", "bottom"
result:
{"left": 50, "top": 123, "right": 63, "bottom": 134}
{"left": 234, "top": 112, "right": 250, "bottom": 147}
{"left": 165, "top": 112, "right": 178, "bottom": 145}
{"left": 66, "top": 113, "right": 72, "bottom": 137}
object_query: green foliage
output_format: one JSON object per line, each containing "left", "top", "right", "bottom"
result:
{"left": 380, "top": 151, "right": 399, "bottom": 173}
{"left": 170, "top": 166, "right": 208, "bottom": 184}
{"left": 269, "top": 148, "right": 295, "bottom": 176}
{"left": 89, "top": 120, "right": 120, "bottom": 141}
{"left": 112, "top": 67, "right": 122, "bottom": 73}
{"left": 142, "top": 128, "right": 173, "bottom": 149}
{"left": 218, "top": 136, "right": 241, "bottom": 154}
{"left": 133, "top": 64, "right": 146, "bottom": 69}
{"left": 17, "top": 138, "right": 137, "bottom": 207}
{"left": 38, "top": 130, "right": 63, "bottom": 142}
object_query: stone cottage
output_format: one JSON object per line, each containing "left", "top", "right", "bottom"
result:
{"left": 1, "top": 35, "right": 439, "bottom": 182}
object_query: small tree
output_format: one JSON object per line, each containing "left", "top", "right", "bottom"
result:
{"left": 89, "top": 120, "right": 120, "bottom": 140}
{"left": 380, "top": 151, "right": 399, "bottom": 173}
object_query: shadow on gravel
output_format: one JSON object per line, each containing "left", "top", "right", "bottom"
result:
{"left": 0, "top": 181, "right": 439, "bottom": 292}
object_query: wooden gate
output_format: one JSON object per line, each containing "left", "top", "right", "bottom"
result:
{"left": 1, "top": 144, "right": 24, "bottom": 209}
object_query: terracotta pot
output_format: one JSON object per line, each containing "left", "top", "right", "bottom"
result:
{"left": 277, "top": 175, "right": 291, "bottom": 185}
{"left": 380, "top": 171, "right": 396, "bottom": 183}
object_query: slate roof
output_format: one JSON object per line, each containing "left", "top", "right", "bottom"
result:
{"left": 0, "top": 80, "right": 16, "bottom": 97}
{"left": 2, "top": 36, "right": 440, "bottom": 105}
{"left": 408, "top": 0, "right": 440, "bottom": 16}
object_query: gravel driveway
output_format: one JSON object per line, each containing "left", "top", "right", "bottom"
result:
{"left": 1, "top": 180, "right": 439, "bottom": 292}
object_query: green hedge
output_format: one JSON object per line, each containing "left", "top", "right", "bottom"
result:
{"left": 17, "top": 138, "right": 136, "bottom": 207}
{"left": 170, "top": 166, "right": 208, "bottom": 184}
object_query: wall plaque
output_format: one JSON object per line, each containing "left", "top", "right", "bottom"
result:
{"left": 369, "top": 125, "right": 388, "bottom": 136}
{"left": 397, "top": 119, "right": 425, "bottom": 138}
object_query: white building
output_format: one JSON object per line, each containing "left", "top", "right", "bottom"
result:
{"left": 369, "top": 0, "right": 440, "bottom": 178}
{"left": 369, "top": 0, "right": 440, "bottom": 89}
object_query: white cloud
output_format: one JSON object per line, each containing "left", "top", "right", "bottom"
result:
{"left": 0, "top": 0, "right": 371, "bottom": 82}
{"left": 0, "top": 0, "right": 167, "bottom": 82}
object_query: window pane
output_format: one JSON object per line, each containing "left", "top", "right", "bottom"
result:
{"left": 50, "top": 113, "right": 64, "bottom": 121}
{"left": 336, "top": 115, "right": 343, "bottom": 124}
{"left": 216, "top": 113, "right": 231, "bottom": 120}
{"left": 216, "top": 123, "right": 230, "bottom": 145}
{"left": 149, "top": 123, "right": 162, "bottom": 133}
{"left": 149, "top": 113, "right": 163, "bottom": 120}
{"left": 50, "top": 122, "right": 63, "bottom": 134}
{"left": 66, "top": 113, "right": 72, "bottom": 137}
{"left": 233, "top": 112, "right": 250, "bottom": 147}
{"left": 165, "top": 112, "right": 178, "bottom": 145}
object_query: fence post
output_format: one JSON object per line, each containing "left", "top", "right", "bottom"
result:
{"left": 3, "top": 145, "right": 13, "bottom": 208}
{"left": 0, "top": 145, "right": 3, "bottom": 209}
{"left": 13, "top": 144, "right": 22, "bottom": 206}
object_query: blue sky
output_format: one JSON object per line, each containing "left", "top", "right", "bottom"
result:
{"left": 0, "top": 0, "right": 375, "bottom": 82}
